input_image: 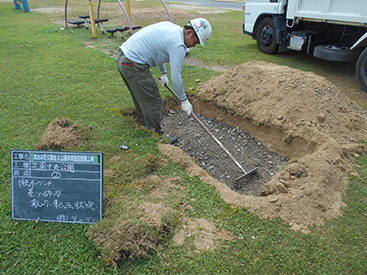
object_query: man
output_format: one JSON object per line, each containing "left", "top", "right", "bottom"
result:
{"left": 117, "top": 18, "right": 212, "bottom": 144}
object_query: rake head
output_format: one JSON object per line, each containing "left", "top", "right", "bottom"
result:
{"left": 235, "top": 167, "right": 258, "bottom": 182}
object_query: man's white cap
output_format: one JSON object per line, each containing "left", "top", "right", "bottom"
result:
{"left": 188, "top": 18, "right": 212, "bottom": 47}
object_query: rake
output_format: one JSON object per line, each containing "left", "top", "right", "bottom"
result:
{"left": 163, "top": 83, "right": 258, "bottom": 182}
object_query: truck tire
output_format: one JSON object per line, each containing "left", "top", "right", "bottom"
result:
{"left": 313, "top": 45, "right": 361, "bottom": 62}
{"left": 356, "top": 47, "right": 367, "bottom": 92}
{"left": 256, "top": 17, "right": 278, "bottom": 54}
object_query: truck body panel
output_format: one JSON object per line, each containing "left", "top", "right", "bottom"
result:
{"left": 243, "top": 0, "right": 286, "bottom": 35}
{"left": 286, "top": 0, "right": 367, "bottom": 26}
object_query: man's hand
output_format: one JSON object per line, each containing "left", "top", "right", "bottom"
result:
{"left": 181, "top": 99, "right": 193, "bottom": 116}
{"left": 159, "top": 74, "right": 169, "bottom": 88}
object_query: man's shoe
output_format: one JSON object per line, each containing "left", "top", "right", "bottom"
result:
{"left": 161, "top": 133, "right": 178, "bottom": 145}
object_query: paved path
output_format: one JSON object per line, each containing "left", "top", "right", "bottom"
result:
{"left": 166, "top": 0, "right": 243, "bottom": 11}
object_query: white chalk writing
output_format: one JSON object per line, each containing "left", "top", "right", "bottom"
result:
{"left": 51, "top": 171, "right": 61, "bottom": 179}
{"left": 30, "top": 199, "right": 98, "bottom": 211}
{"left": 56, "top": 215, "right": 97, "bottom": 223}
{"left": 26, "top": 188, "right": 62, "bottom": 198}
{"left": 31, "top": 162, "right": 75, "bottom": 173}
{"left": 18, "top": 179, "right": 52, "bottom": 188}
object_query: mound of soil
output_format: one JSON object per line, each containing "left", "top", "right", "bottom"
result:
{"left": 35, "top": 119, "right": 91, "bottom": 150}
{"left": 160, "top": 61, "right": 367, "bottom": 230}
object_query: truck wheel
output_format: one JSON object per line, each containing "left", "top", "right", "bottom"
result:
{"left": 356, "top": 47, "right": 367, "bottom": 92}
{"left": 256, "top": 17, "right": 278, "bottom": 54}
{"left": 313, "top": 45, "right": 361, "bottom": 62}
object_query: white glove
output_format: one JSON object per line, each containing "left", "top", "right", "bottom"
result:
{"left": 159, "top": 74, "right": 169, "bottom": 88}
{"left": 181, "top": 99, "right": 193, "bottom": 116}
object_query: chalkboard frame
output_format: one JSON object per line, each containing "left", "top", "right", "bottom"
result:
{"left": 11, "top": 150, "right": 103, "bottom": 224}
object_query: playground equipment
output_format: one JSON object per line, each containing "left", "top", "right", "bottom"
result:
{"left": 106, "top": 26, "right": 141, "bottom": 40}
{"left": 88, "top": 0, "right": 98, "bottom": 38}
{"left": 114, "top": 0, "right": 173, "bottom": 35}
{"left": 13, "top": 0, "right": 29, "bottom": 12}
{"left": 67, "top": 19, "right": 85, "bottom": 28}
{"left": 68, "top": 15, "right": 90, "bottom": 28}
{"left": 79, "top": 15, "right": 90, "bottom": 29}
{"left": 65, "top": 0, "right": 173, "bottom": 36}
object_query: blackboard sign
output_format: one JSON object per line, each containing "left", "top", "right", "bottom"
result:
{"left": 11, "top": 150, "right": 103, "bottom": 224}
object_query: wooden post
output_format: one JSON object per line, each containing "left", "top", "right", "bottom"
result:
{"left": 88, "top": 0, "right": 98, "bottom": 38}
{"left": 126, "top": 0, "right": 131, "bottom": 21}
{"left": 126, "top": 0, "right": 132, "bottom": 33}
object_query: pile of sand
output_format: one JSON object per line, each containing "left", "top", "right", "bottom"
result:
{"left": 35, "top": 119, "right": 92, "bottom": 150}
{"left": 161, "top": 61, "right": 367, "bottom": 231}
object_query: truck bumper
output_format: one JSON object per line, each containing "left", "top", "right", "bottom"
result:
{"left": 243, "top": 23, "right": 252, "bottom": 36}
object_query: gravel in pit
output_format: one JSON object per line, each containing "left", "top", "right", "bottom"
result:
{"left": 162, "top": 109, "right": 289, "bottom": 197}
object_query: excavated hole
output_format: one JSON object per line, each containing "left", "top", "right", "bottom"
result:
{"left": 162, "top": 97, "right": 289, "bottom": 197}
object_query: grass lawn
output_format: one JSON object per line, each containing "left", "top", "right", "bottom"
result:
{"left": 1, "top": 1, "right": 367, "bottom": 274}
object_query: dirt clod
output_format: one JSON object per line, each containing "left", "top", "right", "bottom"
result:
{"left": 35, "top": 119, "right": 91, "bottom": 150}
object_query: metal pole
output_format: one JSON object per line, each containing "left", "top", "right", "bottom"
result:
{"left": 65, "top": 0, "right": 68, "bottom": 29}
{"left": 98, "top": 0, "right": 101, "bottom": 19}
{"left": 160, "top": 0, "right": 173, "bottom": 23}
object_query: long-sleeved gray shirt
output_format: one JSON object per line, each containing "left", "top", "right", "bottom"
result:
{"left": 120, "top": 21, "right": 187, "bottom": 101}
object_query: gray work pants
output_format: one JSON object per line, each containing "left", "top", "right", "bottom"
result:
{"left": 116, "top": 50, "right": 163, "bottom": 135}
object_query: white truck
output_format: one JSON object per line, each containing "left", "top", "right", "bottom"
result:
{"left": 243, "top": 0, "right": 367, "bottom": 91}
